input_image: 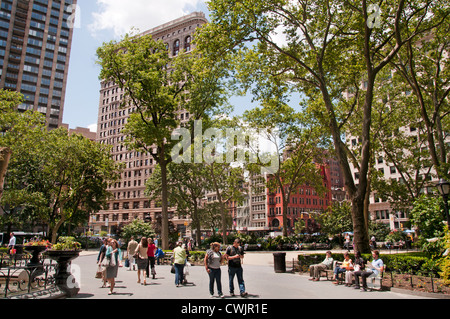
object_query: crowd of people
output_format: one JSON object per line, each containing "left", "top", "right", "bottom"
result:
{"left": 308, "top": 250, "right": 385, "bottom": 292}
{"left": 96, "top": 237, "right": 248, "bottom": 297}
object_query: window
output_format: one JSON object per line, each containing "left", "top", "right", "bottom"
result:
{"left": 185, "top": 36, "right": 191, "bottom": 52}
{"left": 173, "top": 40, "right": 180, "bottom": 56}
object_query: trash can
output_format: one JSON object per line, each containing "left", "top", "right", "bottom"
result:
{"left": 273, "top": 252, "right": 286, "bottom": 273}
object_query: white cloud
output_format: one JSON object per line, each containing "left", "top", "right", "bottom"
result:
{"left": 89, "top": 0, "right": 205, "bottom": 38}
{"left": 88, "top": 123, "right": 98, "bottom": 133}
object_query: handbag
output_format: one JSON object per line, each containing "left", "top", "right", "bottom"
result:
{"left": 101, "top": 256, "right": 109, "bottom": 268}
{"left": 110, "top": 254, "right": 116, "bottom": 267}
{"left": 95, "top": 265, "right": 103, "bottom": 278}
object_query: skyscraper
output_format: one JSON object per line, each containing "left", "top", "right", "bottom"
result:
{"left": 91, "top": 12, "right": 208, "bottom": 236}
{"left": 0, "top": 0, "right": 77, "bottom": 129}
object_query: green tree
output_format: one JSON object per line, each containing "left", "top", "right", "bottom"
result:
{"left": 196, "top": 0, "right": 448, "bottom": 253}
{"left": 146, "top": 161, "right": 211, "bottom": 247}
{"left": 0, "top": 90, "right": 45, "bottom": 204}
{"left": 97, "top": 32, "right": 184, "bottom": 250}
{"left": 1, "top": 118, "right": 121, "bottom": 243}
{"left": 243, "top": 102, "right": 329, "bottom": 236}
{"left": 409, "top": 194, "right": 446, "bottom": 246}
{"left": 97, "top": 31, "right": 229, "bottom": 249}
{"left": 390, "top": 15, "right": 450, "bottom": 180}
{"left": 316, "top": 201, "right": 353, "bottom": 243}
{"left": 0, "top": 90, "right": 48, "bottom": 233}
{"left": 120, "top": 219, "right": 155, "bottom": 243}
{"left": 207, "top": 161, "right": 246, "bottom": 245}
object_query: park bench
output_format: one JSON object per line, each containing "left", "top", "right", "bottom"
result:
{"left": 366, "top": 265, "right": 386, "bottom": 291}
{"left": 162, "top": 252, "right": 173, "bottom": 265}
{"left": 319, "top": 261, "right": 345, "bottom": 282}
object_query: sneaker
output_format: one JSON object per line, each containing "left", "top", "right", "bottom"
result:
{"left": 230, "top": 292, "right": 235, "bottom": 297}
{"left": 219, "top": 294, "right": 224, "bottom": 299}
{"left": 360, "top": 288, "right": 367, "bottom": 292}
{"left": 240, "top": 292, "right": 248, "bottom": 298}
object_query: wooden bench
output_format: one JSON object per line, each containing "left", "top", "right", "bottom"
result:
{"left": 162, "top": 252, "right": 173, "bottom": 265}
{"left": 367, "top": 266, "right": 386, "bottom": 291}
{"left": 319, "top": 261, "right": 345, "bottom": 282}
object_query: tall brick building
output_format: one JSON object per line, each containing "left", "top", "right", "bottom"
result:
{"left": 90, "top": 12, "right": 208, "bottom": 236}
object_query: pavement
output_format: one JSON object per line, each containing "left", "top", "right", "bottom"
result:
{"left": 70, "top": 250, "right": 438, "bottom": 300}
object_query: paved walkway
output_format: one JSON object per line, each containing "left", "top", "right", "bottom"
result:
{"left": 71, "top": 250, "right": 435, "bottom": 300}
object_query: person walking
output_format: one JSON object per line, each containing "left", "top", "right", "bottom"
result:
{"left": 127, "top": 236, "right": 138, "bottom": 271}
{"left": 8, "top": 232, "right": 16, "bottom": 255}
{"left": 135, "top": 237, "right": 149, "bottom": 285}
{"left": 224, "top": 239, "right": 247, "bottom": 297}
{"left": 97, "top": 238, "right": 110, "bottom": 288}
{"left": 173, "top": 241, "right": 186, "bottom": 287}
{"left": 146, "top": 238, "right": 157, "bottom": 279}
{"left": 105, "top": 239, "right": 120, "bottom": 295}
{"left": 204, "top": 242, "right": 224, "bottom": 298}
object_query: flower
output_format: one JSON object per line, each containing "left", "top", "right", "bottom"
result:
{"left": 25, "top": 239, "right": 52, "bottom": 248}
{"left": 48, "top": 236, "right": 81, "bottom": 251}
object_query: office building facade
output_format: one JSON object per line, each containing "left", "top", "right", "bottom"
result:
{"left": 0, "top": 0, "right": 76, "bottom": 129}
{"left": 91, "top": 12, "right": 208, "bottom": 236}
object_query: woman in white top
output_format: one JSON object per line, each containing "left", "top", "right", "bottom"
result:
{"left": 204, "top": 242, "right": 225, "bottom": 298}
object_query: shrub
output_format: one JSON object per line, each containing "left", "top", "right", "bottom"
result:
{"left": 297, "top": 252, "right": 440, "bottom": 277}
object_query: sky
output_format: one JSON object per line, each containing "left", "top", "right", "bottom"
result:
{"left": 62, "top": 0, "right": 260, "bottom": 132}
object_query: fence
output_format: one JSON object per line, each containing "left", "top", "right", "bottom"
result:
{"left": 0, "top": 254, "right": 60, "bottom": 299}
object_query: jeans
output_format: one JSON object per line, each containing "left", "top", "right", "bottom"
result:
{"left": 353, "top": 270, "right": 374, "bottom": 288}
{"left": 334, "top": 266, "right": 347, "bottom": 278}
{"left": 146, "top": 257, "right": 156, "bottom": 277}
{"left": 174, "top": 263, "right": 185, "bottom": 285}
{"left": 208, "top": 268, "right": 223, "bottom": 295}
{"left": 228, "top": 266, "right": 245, "bottom": 294}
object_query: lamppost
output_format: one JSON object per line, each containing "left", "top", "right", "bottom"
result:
{"left": 436, "top": 179, "right": 450, "bottom": 230}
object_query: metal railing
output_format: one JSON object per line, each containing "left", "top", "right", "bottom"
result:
{"left": 0, "top": 254, "right": 59, "bottom": 299}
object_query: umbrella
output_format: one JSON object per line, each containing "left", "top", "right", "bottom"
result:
{"left": 403, "top": 230, "right": 415, "bottom": 234}
{"left": 342, "top": 231, "right": 353, "bottom": 235}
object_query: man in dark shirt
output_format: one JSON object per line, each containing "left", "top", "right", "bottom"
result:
{"left": 224, "top": 238, "right": 248, "bottom": 297}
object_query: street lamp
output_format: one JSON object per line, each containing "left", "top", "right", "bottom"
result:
{"left": 436, "top": 179, "right": 450, "bottom": 230}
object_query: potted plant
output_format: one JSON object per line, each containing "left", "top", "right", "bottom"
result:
{"left": 24, "top": 239, "right": 52, "bottom": 265}
{"left": 23, "top": 239, "right": 52, "bottom": 280}
{"left": 45, "top": 237, "right": 82, "bottom": 298}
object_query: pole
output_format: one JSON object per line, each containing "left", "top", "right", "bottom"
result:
{"left": 443, "top": 194, "right": 449, "bottom": 230}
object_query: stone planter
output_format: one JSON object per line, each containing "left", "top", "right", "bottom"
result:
{"left": 45, "top": 250, "right": 81, "bottom": 298}
{"left": 24, "top": 246, "right": 47, "bottom": 267}
{"left": 24, "top": 245, "right": 47, "bottom": 279}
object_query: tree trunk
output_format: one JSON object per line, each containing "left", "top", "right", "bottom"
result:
{"left": 282, "top": 200, "right": 288, "bottom": 237}
{"left": 159, "top": 147, "right": 170, "bottom": 250}
{"left": 0, "top": 147, "right": 11, "bottom": 202}
{"left": 351, "top": 196, "right": 371, "bottom": 253}
{"left": 51, "top": 213, "right": 66, "bottom": 244}
{"left": 191, "top": 199, "right": 202, "bottom": 248}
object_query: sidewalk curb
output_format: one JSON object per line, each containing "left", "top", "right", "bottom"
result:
{"left": 389, "top": 287, "right": 450, "bottom": 299}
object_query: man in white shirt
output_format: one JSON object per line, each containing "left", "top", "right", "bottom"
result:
{"left": 353, "top": 250, "right": 384, "bottom": 291}
{"left": 8, "top": 232, "right": 16, "bottom": 254}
